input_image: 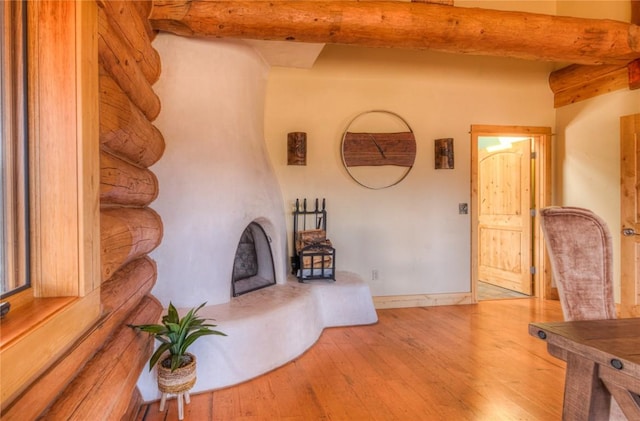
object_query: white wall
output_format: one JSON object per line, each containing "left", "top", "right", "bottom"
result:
{"left": 264, "top": 45, "right": 555, "bottom": 297}
{"left": 547, "top": 0, "right": 638, "bottom": 302}
{"left": 149, "top": 0, "right": 635, "bottom": 303}
{"left": 457, "top": 0, "right": 556, "bottom": 14}
{"left": 557, "top": 0, "right": 631, "bottom": 21}
{"left": 149, "top": 35, "right": 288, "bottom": 307}
{"left": 555, "top": 89, "right": 640, "bottom": 300}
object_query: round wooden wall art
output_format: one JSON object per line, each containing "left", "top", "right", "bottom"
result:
{"left": 341, "top": 110, "right": 416, "bottom": 189}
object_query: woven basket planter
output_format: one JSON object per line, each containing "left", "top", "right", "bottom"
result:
{"left": 157, "top": 353, "right": 197, "bottom": 394}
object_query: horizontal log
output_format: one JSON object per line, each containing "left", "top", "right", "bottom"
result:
{"left": 630, "top": 59, "right": 640, "bottom": 90}
{"left": 2, "top": 257, "right": 157, "bottom": 420}
{"left": 101, "top": 208, "right": 163, "bottom": 281}
{"left": 549, "top": 0, "right": 639, "bottom": 104}
{"left": 149, "top": 1, "right": 640, "bottom": 65}
{"left": 548, "top": 63, "right": 628, "bottom": 94}
{"left": 101, "top": 150, "right": 159, "bottom": 207}
{"left": 98, "top": 7, "right": 161, "bottom": 121}
{"left": 133, "top": 0, "right": 158, "bottom": 41}
{"left": 343, "top": 132, "right": 416, "bottom": 167}
{"left": 97, "top": 0, "right": 161, "bottom": 84}
{"left": 553, "top": 66, "right": 629, "bottom": 108}
{"left": 43, "top": 295, "right": 163, "bottom": 420}
{"left": 100, "top": 74, "right": 165, "bottom": 167}
{"left": 102, "top": 257, "right": 158, "bottom": 311}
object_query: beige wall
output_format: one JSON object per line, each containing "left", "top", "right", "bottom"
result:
{"left": 152, "top": 0, "right": 637, "bottom": 302}
{"left": 457, "top": 0, "right": 555, "bottom": 14}
{"left": 263, "top": 0, "right": 636, "bottom": 300}
{"left": 555, "top": 90, "right": 640, "bottom": 300}
{"left": 557, "top": 0, "right": 631, "bottom": 20}
{"left": 265, "top": 45, "right": 555, "bottom": 297}
{"left": 552, "top": 0, "right": 638, "bottom": 302}
{"left": 462, "top": 0, "right": 632, "bottom": 20}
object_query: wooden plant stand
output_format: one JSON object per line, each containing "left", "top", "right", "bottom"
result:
{"left": 159, "top": 390, "right": 191, "bottom": 420}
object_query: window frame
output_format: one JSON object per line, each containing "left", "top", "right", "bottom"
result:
{"left": 0, "top": 0, "right": 100, "bottom": 410}
{"left": 1, "top": 0, "right": 30, "bottom": 299}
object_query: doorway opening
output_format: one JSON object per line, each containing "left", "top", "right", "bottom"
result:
{"left": 471, "top": 125, "right": 553, "bottom": 302}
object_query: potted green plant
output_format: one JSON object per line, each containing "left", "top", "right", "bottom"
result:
{"left": 129, "top": 302, "right": 226, "bottom": 398}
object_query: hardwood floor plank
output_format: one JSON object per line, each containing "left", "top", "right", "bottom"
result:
{"left": 139, "top": 299, "right": 565, "bottom": 420}
{"left": 211, "top": 387, "right": 241, "bottom": 420}
{"left": 266, "top": 361, "right": 326, "bottom": 420}
{"left": 299, "top": 343, "right": 374, "bottom": 420}
{"left": 324, "top": 342, "right": 406, "bottom": 419}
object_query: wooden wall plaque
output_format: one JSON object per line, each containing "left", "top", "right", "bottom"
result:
{"left": 340, "top": 110, "right": 416, "bottom": 189}
{"left": 342, "top": 132, "right": 416, "bottom": 167}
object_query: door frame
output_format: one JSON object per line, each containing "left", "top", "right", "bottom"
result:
{"left": 620, "top": 113, "right": 640, "bottom": 317}
{"left": 471, "top": 125, "right": 554, "bottom": 302}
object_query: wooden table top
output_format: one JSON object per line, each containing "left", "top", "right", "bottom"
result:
{"left": 529, "top": 318, "right": 640, "bottom": 378}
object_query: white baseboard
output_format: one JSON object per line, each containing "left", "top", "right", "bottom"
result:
{"left": 373, "top": 292, "right": 473, "bottom": 309}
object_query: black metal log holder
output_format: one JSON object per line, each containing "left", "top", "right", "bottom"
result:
{"left": 291, "top": 198, "right": 336, "bottom": 282}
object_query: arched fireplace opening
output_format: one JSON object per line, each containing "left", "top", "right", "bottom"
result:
{"left": 231, "top": 222, "right": 276, "bottom": 297}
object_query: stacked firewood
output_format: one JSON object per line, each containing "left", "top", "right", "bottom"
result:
{"left": 296, "top": 229, "right": 334, "bottom": 269}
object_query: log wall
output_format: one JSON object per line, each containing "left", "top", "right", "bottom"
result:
{"left": 2, "top": 1, "right": 165, "bottom": 419}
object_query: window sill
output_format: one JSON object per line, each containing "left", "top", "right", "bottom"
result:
{"left": 0, "top": 290, "right": 100, "bottom": 409}
{"left": 0, "top": 294, "right": 75, "bottom": 349}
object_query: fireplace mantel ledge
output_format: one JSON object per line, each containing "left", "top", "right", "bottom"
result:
{"left": 136, "top": 271, "right": 378, "bottom": 400}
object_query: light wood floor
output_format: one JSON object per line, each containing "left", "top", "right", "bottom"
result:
{"left": 136, "top": 299, "right": 566, "bottom": 420}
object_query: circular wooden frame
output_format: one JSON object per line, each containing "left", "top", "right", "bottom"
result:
{"left": 340, "top": 110, "right": 416, "bottom": 190}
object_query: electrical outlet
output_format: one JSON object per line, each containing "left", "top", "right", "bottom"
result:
{"left": 372, "top": 269, "right": 379, "bottom": 280}
{"left": 459, "top": 203, "right": 468, "bottom": 214}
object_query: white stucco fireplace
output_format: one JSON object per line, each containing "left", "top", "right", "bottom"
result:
{"left": 145, "top": 35, "right": 289, "bottom": 309}
{"left": 136, "top": 35, "right": 377, "bottom": 400}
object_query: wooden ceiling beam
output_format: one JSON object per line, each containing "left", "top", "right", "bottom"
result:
{"left": 550, "top": 65, "right": 630, "bottom": 107}
{"left": 549, "top": 64, "right": 628, "bottom": 94}
{"left": 630, "top": 59, "right": 640, "bottom": 90}
{"left": 630, "top": 1, "right": 640, "bottom": 89}
{"left": 550, "top": 0, "right": 640, "bottom": 107}
{"left": 149, "top": 0, "right": 640, "bottom": 66}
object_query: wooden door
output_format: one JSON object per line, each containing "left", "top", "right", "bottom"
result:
{"left": 620, "top": 113, "right": 640, "bottom": 317}
{"left": 477, "top": 139, "right": 532, "bottom": 295}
